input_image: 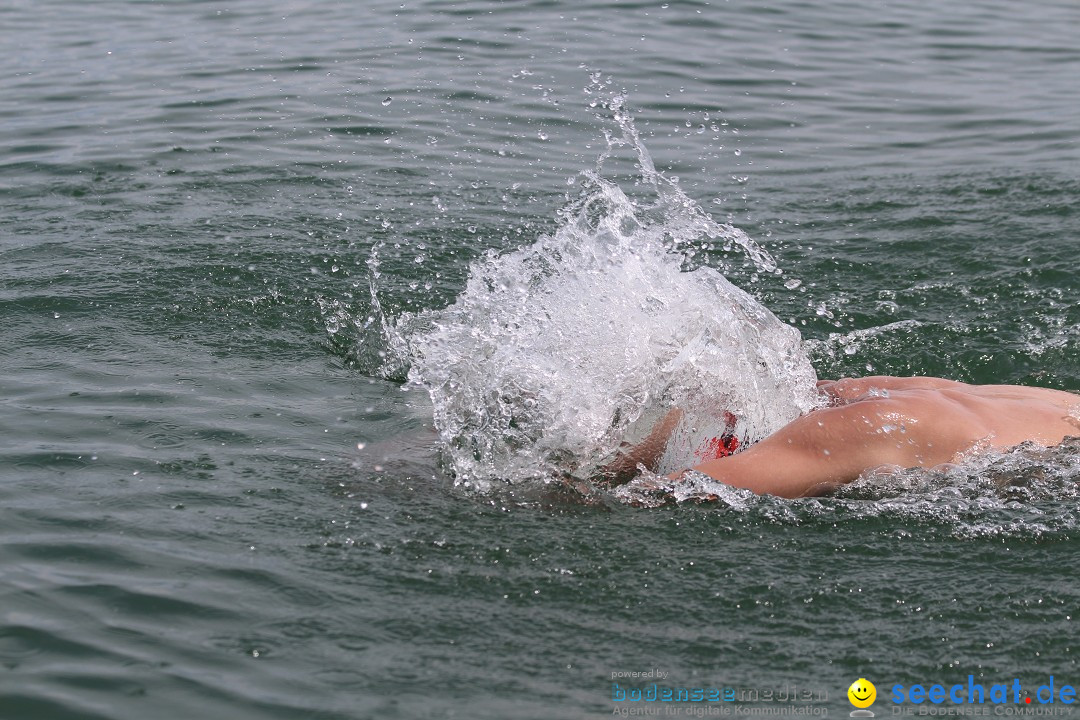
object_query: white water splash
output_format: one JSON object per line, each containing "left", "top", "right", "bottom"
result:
{"left": 384, "top": 94, "right": 818, "bottom": 490}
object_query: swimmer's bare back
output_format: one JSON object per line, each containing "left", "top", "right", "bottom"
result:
{"left": 681, "top": 376, "right": 1080, "bottom": 499}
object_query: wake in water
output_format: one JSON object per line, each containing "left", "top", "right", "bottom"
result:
{"left": 378, "top": 93, "right": 818, "bottom": 491}
{"left": 615, "top": 438, "right": 1080, "bottom": 540}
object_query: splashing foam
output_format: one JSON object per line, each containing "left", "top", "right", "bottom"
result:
{"left": 620, "top": 439, "right": 1080, "bottom": 540}
{"left": 385, "top": 95, "right": 818, "bottom": 491}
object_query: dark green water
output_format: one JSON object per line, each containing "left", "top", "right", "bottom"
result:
{"left": 2, "top": 1, "right": 1079, "bottom": 718}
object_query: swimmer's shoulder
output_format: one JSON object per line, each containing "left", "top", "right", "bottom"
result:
{"left": 819, "top": 375, "right": 966, "bottom": 403}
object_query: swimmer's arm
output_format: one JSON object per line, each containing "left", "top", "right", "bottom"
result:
{"left": 599, "top": 408, "right": 683, "bottom": 485}
{"left": 676, "top": 403, "right": 916, "bottom": 498}
{"left": 683, "top": 440, "right": 852, "bottom": 498}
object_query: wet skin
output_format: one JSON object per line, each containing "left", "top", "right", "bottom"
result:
{"left": 673, "top": 376, "right": 1080, "bottom": 498}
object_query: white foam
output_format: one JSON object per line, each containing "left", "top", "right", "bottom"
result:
{"left": 383, "top": 94, "right": 818, "bottom": 490}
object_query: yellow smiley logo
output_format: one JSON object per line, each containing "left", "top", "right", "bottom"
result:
{"left": 848, "top": 678, "right": 876, "bottom": 709}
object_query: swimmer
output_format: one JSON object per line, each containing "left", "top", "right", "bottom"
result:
{"left": 601, "top": 376, "right": 1080, "bottom": 498}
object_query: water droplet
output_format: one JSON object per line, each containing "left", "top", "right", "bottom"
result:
{"left": 381, "top": 96, "right": 392, "bottom": 106}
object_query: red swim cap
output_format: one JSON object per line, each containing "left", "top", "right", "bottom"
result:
{"left": 695, "top": 411, "right": 740, "bottom": 461}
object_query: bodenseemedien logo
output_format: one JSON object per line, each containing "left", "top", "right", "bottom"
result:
{"left": 848, "top": 678, "right": 877, "bottom": 717}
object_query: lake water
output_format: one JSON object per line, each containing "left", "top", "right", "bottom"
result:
{"left": 2, "top": 1, "right": 1079, "bottom": 718}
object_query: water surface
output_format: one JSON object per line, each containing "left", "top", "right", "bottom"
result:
{"left": 2, "top": 1, "right": 1079, "bottom": 718}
